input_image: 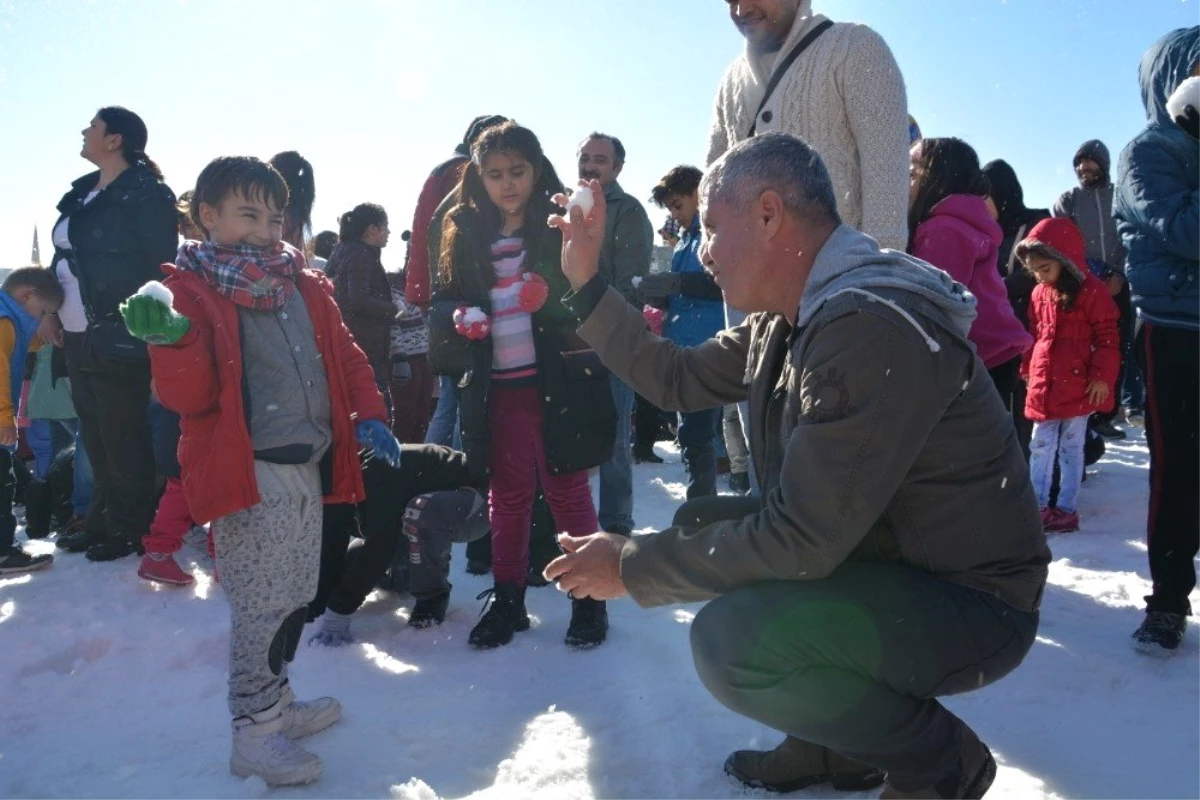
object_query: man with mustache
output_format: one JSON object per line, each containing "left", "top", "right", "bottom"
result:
{"left": 576, "top": 133, "right": 653, "bottom": 547}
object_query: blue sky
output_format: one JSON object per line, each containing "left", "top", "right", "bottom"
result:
{"left": 0, "top": 0, "right": 1195, "bottom": 269}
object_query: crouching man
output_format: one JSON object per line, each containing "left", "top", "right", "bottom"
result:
{"left": 545, "top": 134, "right": 1050, "bottom": 799}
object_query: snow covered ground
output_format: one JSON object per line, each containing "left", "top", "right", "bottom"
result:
{"left": 1, "top": 429, "right": 1197, "bottom": 799}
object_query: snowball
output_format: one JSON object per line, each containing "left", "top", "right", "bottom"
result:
{"left": 565, "top": 185, "right": 594, "bottom": 217}
{"left": 1167, "top": 76, "right": 1199, "bottom": 123}
{"left": 137, "top": 280, "right": 174, "bottom": 307}
{"left": 454, "top": 306, "right": 488, "bottom": 325}
{"left": 631, "top": 276, "right": 642, "bottom": 288}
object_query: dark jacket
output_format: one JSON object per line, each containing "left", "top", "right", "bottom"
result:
{"left": 1114, "top": 26, "right": 1200, "bottom": 331}
{"left": 574, "top": 225, "right": 1049, "bottom": 613}
{"left": 428, "top": 210, "right": 615, "bottom": 478}
{"left": 53, "top": 164, "right": 178, "bottom": 325}
{"left": 599, "top": 181, "right": 653, "bottom": 306}
{"left": 982, "top": 160, "right": 1051, "bottom": 328}
{"left": 326, "top": 240, "right": 398, "bottom": 375}
{"left": 1052, "top": 140, "right": 1128, "bottom": 275}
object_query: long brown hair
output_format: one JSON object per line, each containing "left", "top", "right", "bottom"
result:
{"left": 908, "top": 137, "right": 989, "bottom": 249}
{"left": 97, "top": 106, "right": 163, "bottom": 180}
{"left": 437, "top": 121, "right": 564, "bottom": 297}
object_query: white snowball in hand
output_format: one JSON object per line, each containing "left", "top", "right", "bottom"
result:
{"left": 631, "top": 277, "right": 643, "bottom": 288}
{"left": 137, "top": 280, "right": 174, "bottom": 306}
{"left": 1167, "top": 76, "right": 1199, "bottom": 123}
{"left": 565, "top": 186, "right": 595, "bottom": 217}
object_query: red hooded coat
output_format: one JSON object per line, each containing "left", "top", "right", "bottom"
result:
{"left": 1018, "top": 218, "right": 1121, "bottom": 422}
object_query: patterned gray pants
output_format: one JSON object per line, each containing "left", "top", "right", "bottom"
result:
{"left": 212, "top": 461, "right": 322, "bottom": 718}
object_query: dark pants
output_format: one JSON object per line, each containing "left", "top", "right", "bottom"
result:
{"left": 987, "top": 357, "right": 1030, "bottom": 458}
{"left": 674, "top": 497, "right": 1039, "bottom": 788}
{"left": 0, "top": 448, "right": 16, "bottom": 552}
{"left": 1117, "top": 283, "right": 1146, "bottom": 411}
{"left": 1137, "top": 322, "right": 1199, "bottom": 615}
{"left": 390, "top": 354, "right": 434, "bottom": 445}
{"left": 634, "top": 393, "right": 669, "bottom": 449}
{"left": 64, "top": 332, "right": 155, "bottom": 544}
{"left": 678, "top": 408, "right": 722, "bottom": 499}
{"left": 313, "top": 445, "right": 483, "bottom": 617}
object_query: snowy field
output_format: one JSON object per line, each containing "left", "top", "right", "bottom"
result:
{"left": 1, "top": 429, "right": 1197, "bottom": 799}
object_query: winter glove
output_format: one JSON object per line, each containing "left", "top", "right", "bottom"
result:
{"left": 120, "top": 293, "right": 191, "bottom": 346}
{"left": 517, "top": 272, "right": 550, "bottom": 313}
{"left": 308, "top": 610, "right": 353, "bottom": 647}
{"left": 635, "top": 272, "right": 681, "bottom": 301}
{"left": 453, "top": 306, "right": 491, "bottom": 340}
{"left": 355, "top": 419, "right": 402, "bottom": 468}
{"left": 1167, "top": 76, "right": 1200, "bottom": 140}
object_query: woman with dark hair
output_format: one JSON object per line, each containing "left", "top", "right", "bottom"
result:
{"left": 48, "top": 106, "right": 178, "bottom": 561}
{"left": 908, "top": 138, "right": 1032, "bottom": 415}
{"left": 268, "top": 151, "right": 315, "bottom": 251}
{"left": 429, "top": 120, "right": 615, "bottom": 650}
{"left": 311, "top": 230, "right": 338, "bottom": 271}
{"left": 325, "top": 204, "right": 398, "bottom": 415}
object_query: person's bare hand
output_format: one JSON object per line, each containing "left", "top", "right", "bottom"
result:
{"left": 36, "top": 313, "right": 64, "bottom": 348}
{"left": 543, "top": 532, "right": 628, "bottom": 601}
{"left": 1086, "top": 380, "right": 1110, "bottom": 406}
{"left": 1105, "top": 274, "right": 1124, "bottom": 296}
{"left": 548, "top": 179, "right": 607, "bottom": 292}
{"left": 0, "top": 427, "right": 16, "bottom": 448}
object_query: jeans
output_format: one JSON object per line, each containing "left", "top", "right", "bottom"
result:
{"left": 598, "top": 373, "right": 635, "bottom": 533}
{"left": 1029, "top": 415, "right": 1089, "bottom": 512}
{"left": 425, "top": 374, "right": 461, "bottom": 449}
{"left": 678, "top": 408, "right": 721, "bottom": 499}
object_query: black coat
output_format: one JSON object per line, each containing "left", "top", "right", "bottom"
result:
{"left": 428, "top": 210, "right": 615, "bottom": 478}
{"left": 54, "top": 164, "right": 178, "bottom": 324}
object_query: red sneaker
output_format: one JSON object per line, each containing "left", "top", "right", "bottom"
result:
{"left": 1039, "top": 507, "right": 1055, "bottom": 530}
{"left": 138, "top": 553, "right": 196, "bottom": 586}
{"left": 1045, "top": 508, "right": 1080, "bottom": 533}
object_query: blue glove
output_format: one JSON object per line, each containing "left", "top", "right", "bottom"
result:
{"left": 355, "top": 419, "right": 402, "bottom": 468}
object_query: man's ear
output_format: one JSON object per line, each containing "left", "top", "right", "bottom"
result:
{"left": 758, "top": 190, "right": 785, "bottom": 238}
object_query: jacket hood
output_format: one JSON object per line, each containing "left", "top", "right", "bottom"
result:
{"left": 982, "top": 159, "right": 1026, "bottom": 227}
{"left": 455, "top": 114, "right": 508, "bottom": 157}
{"left": 1073, "top": 139, "right": 1111, "bottom": 177}
{"left": 797, "top": 225, "right": 978, "bottom": 348}
{"left": 1015, "top": 218, "right": 1088, "bottom": 283}
{"left": 927, "top": 194, "right": 1003, "bottom": 242}
{"left": 1139, "top": 26, "right": 1200, "bottom": 127}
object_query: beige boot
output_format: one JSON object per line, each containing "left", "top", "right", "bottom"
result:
{"left": 880, "top": 727, "right": 996, "bottom": 799}
{"left": 230, "top": 695, "right": 323, "bottom": 786}
{"left": 724, "top": 735, "right": 884, "bottom": 792}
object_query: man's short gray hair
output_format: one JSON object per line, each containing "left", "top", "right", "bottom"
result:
{"left": 700, "top": 133, "right": 840, "bottom": 225}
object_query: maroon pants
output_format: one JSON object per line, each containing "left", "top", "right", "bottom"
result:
{"left": 390, "top": 355, "right": 434, "bottom": 445}
{"left": 488, "top": 383, "right": 598, "bottom": 585}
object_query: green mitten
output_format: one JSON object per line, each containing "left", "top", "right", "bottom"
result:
{"left": 120, "top": 293, "right": 191, "bottom": 346}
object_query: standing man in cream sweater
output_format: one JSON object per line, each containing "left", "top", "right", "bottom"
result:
{"left": 708, "top": 0, "right": 910, "bottom": 252}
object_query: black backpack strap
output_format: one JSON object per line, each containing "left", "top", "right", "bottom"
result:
{"left": 747, "top": 19, "right": 834, "bottom": 138}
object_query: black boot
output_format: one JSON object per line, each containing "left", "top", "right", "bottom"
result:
{"left": 408, "top": 590, "right": 451, "bottom": 629}
{"left": 632, "top": 445, "right": 664, "bottom": 464}
{"left": 56, "top": 527, "right": 105, "bottom": 553}
{"left": 85, "top": 535, "right": 142, "bottom": 562}
{"left": 22, "top": 479, "right": 52, "bottom": 539}
{"left": 565, "top": 597, "right": 608, "bottom": 649}
{"left": 468, "top": 583, "right": 530, "bottom": 649}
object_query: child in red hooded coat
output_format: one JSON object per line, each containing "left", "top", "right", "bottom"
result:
{"left": 1017, "top": 218, "right": 1120, "bottom": 533}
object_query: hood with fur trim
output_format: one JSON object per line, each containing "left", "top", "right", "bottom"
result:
{"left": 1016, "top": 217, "right": 1088, "bottom": 283}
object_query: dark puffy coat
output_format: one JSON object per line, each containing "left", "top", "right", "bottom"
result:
{"left": 53, "top": 164, "right": 178, "bottom": 323}
{"left": 325, "top": 241, "right": 398, "bottom": 378}
{"left": 428, "top": 209, "right": 615, "bottom": 478}
{"left": 1018, "top": 218, "right": 1122, "bottom": 422}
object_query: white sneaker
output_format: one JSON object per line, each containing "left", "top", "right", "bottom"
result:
{"left": 279, "top": 685, "right": 342, "bottom": 739}
{"left": 231, "top": 696, "right": 323, "bottom": 785}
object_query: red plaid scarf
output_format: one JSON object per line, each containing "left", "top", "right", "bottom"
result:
{"left": 175, "top": 240, "right": 305, "bottom": 310}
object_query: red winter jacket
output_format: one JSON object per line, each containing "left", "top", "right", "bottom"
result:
{"left": 405, "top": 157, "right": 469, "bottom": 307}
{"left": 1018, "top": 218, "right": 1121, "bottom": 422}
{"left": 149, "top": 266, "right": 387, "bottom": 524}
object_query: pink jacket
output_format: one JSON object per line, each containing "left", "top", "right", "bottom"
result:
{"left": 912, "top": 195, "right": 1034, "bottom": 368}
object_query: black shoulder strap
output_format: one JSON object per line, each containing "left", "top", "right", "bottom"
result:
{"left": 748, "top": 19, "right": 834, "bottom": 138}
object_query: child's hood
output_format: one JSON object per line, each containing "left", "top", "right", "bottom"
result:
{"left": 1017, "top": 218, "right": 1089, "bottom": 282}
{"left": 1139, "top": 26, "right": 1200, "bottom": 128}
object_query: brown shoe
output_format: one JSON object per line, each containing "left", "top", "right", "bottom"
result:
{"left": 724, "top": 735, "right": 884, "bottom": 792}
{"left": 880, "top": 727, "right": 996, "bottom": 799}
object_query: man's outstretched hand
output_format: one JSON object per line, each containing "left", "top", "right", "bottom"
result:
{"left": 548, "top": 179, "right": 607, "bottom": 292}
{"left": 543, "top": 531, "right": 628, "bottom": 601}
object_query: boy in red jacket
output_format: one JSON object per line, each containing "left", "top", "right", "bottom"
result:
{"left": 121, "top": 156, "right": 401, "bottom": 787}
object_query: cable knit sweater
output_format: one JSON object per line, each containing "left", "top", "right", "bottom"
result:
{"left": 706, "top": 1, "right": 910, "bottom": 251}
